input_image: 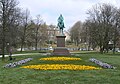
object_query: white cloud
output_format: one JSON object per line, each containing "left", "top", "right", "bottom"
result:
{"left": 19, "top": 0, "right": 120, "bottom": 30}
{"left": 99, "top": 0, "right": 120, "bottom": 7}
{"left": 99, "top": 0, "right": 116, "bottom": 4}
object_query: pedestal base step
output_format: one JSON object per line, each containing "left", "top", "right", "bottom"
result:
{"left": 52, "top": 47, "right": 70, "bottom": 56}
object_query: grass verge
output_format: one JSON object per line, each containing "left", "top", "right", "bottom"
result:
{"left": 0, "top": 52, "right": 120, "bottom": 84}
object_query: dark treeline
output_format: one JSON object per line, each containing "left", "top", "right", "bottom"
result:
{"left": 69, "top": 3, "right": 120, "bottom": 54}
{"left": 0, "top": 0, "right": 50, "bottom": 60}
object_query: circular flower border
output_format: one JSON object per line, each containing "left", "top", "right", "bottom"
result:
{"left": 21, "top": 64, "right": 101, "bottom": 70}
{"left": 39, "top": 57, "right": 81, "bottom": 61}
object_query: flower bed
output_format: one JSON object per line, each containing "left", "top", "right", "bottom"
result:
{"left": 89, "top": 58, "right": 116, "bottom": 69}
{"left": 21, "top": 64, "right": 101, "bottom": 70}
{"left": 3, "top": 58, "right": 33, "bottom": 68}
{"left": 39, "top": 57, "right": 81, "bottom": 61}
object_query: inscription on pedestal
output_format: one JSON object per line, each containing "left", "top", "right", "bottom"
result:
{"left": 56, "top": 36, "right": 66, "bottom": 47}
{"left": 52, "top": 35, "right": 70, "bottom": 56}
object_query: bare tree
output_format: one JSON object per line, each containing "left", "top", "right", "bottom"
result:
{"left": 28, "top": 21, "right": 48, "bottom": 50}
{"left": 20, "top": 9, "right": 31, "bottom": 52}
{"left": 0, "top": 0, "right": 19, "bottom": 60}
{"left": 70, "top": 21, "right": 82, "bottom": 46}
{"left": 112, "top": 8, "right": 120, "bottom": 53}
{"left": 34, "top": 15, "right": 43, "bottom": 50}
{"left": 86, "top": 3, "right": 118, "bottom": 53}
{"left": 40, "top": 23, "right": 48, "bottom": 46}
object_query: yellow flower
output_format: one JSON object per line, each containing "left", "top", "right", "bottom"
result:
{"left": 39, "top": 57, "right": 81, "bottom": 61}
{"left": 21, "top": 64, "right": 101, "bottom": 70}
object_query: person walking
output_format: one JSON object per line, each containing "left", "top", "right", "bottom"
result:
{"left": 9, "top": 48, "right": 12, "bottom": 60}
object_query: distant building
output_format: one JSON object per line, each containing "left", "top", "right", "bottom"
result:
{"left": 47, "top": 26, "right": 71, "bottom": 44}
{"left": 47, "top": 26, "right": 59, "bottom": 44}
{"left": 64, "top": 30, "right": 71, "bottom": 41}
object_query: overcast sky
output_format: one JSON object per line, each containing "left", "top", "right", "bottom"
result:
{"left": 19, "top": 0, "right": 120, "bottom": 29}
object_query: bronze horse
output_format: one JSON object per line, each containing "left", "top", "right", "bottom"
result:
{"left": 57, "top": 14, "right": 65, "bottom": 35}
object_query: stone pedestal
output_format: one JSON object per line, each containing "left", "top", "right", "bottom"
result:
{"left": 56, "top": 36, "right": 66, "bottom": 47}
{"left": 52, "top": 35, "right": 70, "bottom": 56}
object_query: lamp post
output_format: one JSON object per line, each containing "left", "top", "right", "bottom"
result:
{"left": 48, "top": 30, "right": 50, "bottom": 47}
{"left": 85, "top": 42, "right": 87, "bottom": 51}
{"left": 7, "top": 42, "right": 9, "bottom": 53}
{"left": 53, "top": 27, "right": 56, "bottom": 45}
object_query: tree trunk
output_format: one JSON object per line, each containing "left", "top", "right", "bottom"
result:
{"left": 20, "top": 39, "right": 24, "bottom": 52}
{"left": 35, "top": 38, "right": 38, "bottom": 51}
{"left": 2, "top": 36, "right": 5, "bottom": 61}
{"left": 113, "top": 40, "right": 116, "bottom": 54}
{"left": 21, "top": 24, "right": 27, "bottom": 52}
{"left": 35, "top": 27, "right": 39, "bottom": 51}
{"left": 100, "top": 46, "right": 104, "bottom": 54}
{"left": 2, "top": 2, "right": 6, "bottom": 61}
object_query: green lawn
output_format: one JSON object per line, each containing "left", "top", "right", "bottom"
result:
{"left": 0, "top": 52, "right": 120, "bottom": 84}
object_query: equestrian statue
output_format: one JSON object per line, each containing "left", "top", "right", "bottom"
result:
{"left": 57, "top": 14, "right": 65, "bottom": 35}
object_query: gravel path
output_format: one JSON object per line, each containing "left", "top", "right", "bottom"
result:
{"left": 0, "top": 53, "right": 40, "bottom": 58}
